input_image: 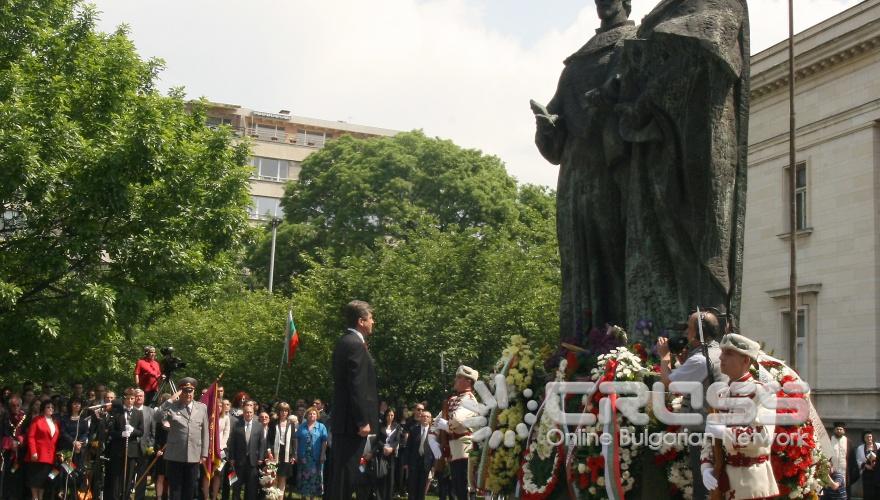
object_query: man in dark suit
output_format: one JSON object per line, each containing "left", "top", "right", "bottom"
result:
{"left": 228, "top": 404, "right": 266, "bottom": 500}
{"left": 132, "top": 389, "right": 155, "bottom": 500}
{"left": 107, "top": 391, "right": 144, "bottom": 500}
{"left": 330, "top": 300, "right": 379, "bottom": 500}
{"left": 405, "top": 410, "right": 435, "bottom": 500}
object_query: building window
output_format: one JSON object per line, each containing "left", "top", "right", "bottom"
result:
{"left": 781, "top": 307, "right": 808, "bottom": 381}
{"left": 296, "top": 129, "right": 326, "bottom": 148}
{"left": 785, "top": 161, "right": 808, "bottom": 231}
{"left": 249, "top": 196, "right": 284, "bottom": 220}
{"left": 206, "top": 116, "right": 234, "bottom": 128}
{"left": 250, "top": 156, "right": 290, "bottom": 182}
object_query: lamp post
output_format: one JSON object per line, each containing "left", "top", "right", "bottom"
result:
{"left": 268, "top": 216, "right": 281, "bottom": 294}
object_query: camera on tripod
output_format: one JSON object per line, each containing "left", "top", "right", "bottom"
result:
{"left": 160, "top": 346, "right": 187, "bottom": 375}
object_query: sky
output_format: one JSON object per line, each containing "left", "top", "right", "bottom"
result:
{"left": 91, "top": 0, "right": 863, "bottom": 188}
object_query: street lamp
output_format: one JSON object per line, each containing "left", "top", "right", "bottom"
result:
{"left": 268, "top": 216, "right": 282, "bottom": 294}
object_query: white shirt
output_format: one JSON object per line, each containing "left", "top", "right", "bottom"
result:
{"left": 669, "top": 352, "right": 708, "bottom": 382}
{"left": 347, "top": 328, "right": 365, "bottom": 344}
{"left": 219, "top": 414, "right": 231, "bottom": 449}
{"left": 857, "top": 443, "right": 879, "bottom": 469}
{"left": 831, "top": 435, "right": 847, "bottom": 472}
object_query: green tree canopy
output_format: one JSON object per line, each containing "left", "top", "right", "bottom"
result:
{"left": 285, "top": 184, "right": 560, "bottom": 405}
{"left": 0, "top": 0, "right": 252, "bottom": 382}
{"left": 246, "top": 131, "right": 520, "bottom": 290}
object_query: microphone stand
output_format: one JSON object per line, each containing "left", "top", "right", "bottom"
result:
{"left": 63, "top": 406, "right": 87, "bottom": 499}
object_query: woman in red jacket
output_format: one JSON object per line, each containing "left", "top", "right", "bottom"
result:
{"left": 26, "top": 400, "right": 60, "bottom": 500}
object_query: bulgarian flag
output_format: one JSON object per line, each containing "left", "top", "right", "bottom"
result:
{"left": 283, "top": 310, "right": 300, "bottom": 366}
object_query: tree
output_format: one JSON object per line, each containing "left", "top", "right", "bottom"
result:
{"left": 287, "top": 184, "right": 560, "bottom": 405}
{"left": 246, "top": 131, "right": 519, "bottom": 290}
{"left": 132, "top": 291, "right": 329, "bottom": 402}
{"left": 0, "top": 0, "right": 253, "bottom": 382}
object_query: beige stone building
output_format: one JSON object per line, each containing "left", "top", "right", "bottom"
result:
{"left": 742, "top": 0, "right": 880, "bottom": 429}
{"left": 204, "top": 103, "right": 397, "bottom": 222}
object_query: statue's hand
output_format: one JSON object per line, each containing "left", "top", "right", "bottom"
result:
{"left": 530, "top": 99, "right": 559, "bottom": 130}
{"left": 535, "top": 112, "right": 559, "bottom": 132}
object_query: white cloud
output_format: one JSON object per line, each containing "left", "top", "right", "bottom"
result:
{"left": 92, "top": 0, "right": 861, "bottom": 188}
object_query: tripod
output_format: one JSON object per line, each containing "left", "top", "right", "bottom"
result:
{"left": 151, "top": 377, "right": 177, "bottom": 405}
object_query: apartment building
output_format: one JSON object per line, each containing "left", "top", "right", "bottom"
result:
{"left": 204, "top": 102, "right": 397, "bottom": 221}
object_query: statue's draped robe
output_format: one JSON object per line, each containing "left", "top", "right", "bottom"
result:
{"left": 618, "top": 0, "right": 750, "bottom": 330}
{"left": 536, "top": 22, "right": 637, "bottom": 338}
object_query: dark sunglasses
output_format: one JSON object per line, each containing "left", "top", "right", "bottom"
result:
{"left": 181, "top": 387, "right": 195, "bottom": 393}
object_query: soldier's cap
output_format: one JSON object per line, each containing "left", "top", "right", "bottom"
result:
{"left": 456, "top": 365, "right": 478, "bottom": 382}
{"left": 178, "top": 377, "right": 197, "bottom": 388}
{"left": 719, "top": 333, "right": 760, "bottom": 360}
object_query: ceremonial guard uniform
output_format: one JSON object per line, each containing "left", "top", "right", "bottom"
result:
{"left": 438, "top": 365, "right": 480, "bottom": 500}
{"left": 1, "top": 404, "right": 27, "bottom": 499}
{"left": 701, "top": 334, "right": 779, "bottom": 500}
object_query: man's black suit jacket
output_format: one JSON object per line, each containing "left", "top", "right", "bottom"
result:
{"left": 228, "top": 418, "right": 266, "bottom": 467}
{"left": 108, "top": 407, "right": 145, "bottom": 459}
{"left": 331, "top": 330, "right": 378, "bottom": 436}
{"left": 405, "top": 424, "right": 435, "bottom": 471}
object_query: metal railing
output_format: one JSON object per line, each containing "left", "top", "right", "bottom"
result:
{"left": 233, "top": 127, "right": 325, "bottom": 148}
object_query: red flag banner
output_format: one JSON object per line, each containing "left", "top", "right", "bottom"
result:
{"left": 200, "top": 380, "right": 222, "bottom": 480}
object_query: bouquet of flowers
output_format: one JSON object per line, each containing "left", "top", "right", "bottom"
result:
{"left": 759, "top": 358, "right": 830, "bottom": 497}
{"left": 260, "top": 459, "right": 282, "bottom": 500}
{"left": 479, "top": 335, "right": 538, "bottom": 494}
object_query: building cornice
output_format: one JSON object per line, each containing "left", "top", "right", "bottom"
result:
{"left": 750, "top": 1, "right": 880, "bottom": 100}
{"left": 765, "top": 283, "right": 822, "bottom": 299}
{"left": 748, "top": 99, "right": 880, "bottom": 162}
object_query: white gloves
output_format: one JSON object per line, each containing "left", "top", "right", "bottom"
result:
{"left": 701, "top": 463, "right": 718, "bottom": 490}
{"left": 433, "top": 417, "right": 449, "bottom": 432}
{"left": 704, "top": 422, "right": 729, "bottom": 441}
{"left": 122, "top": 424, "right": 134, "bottom": 438}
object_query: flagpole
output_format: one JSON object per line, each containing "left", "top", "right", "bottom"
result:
{"left": 275, "top": 341, "right": 285, "bottom": 399}
{"left": 787, "top": 0, "right": 799, "bottom": 371}
{"left": 275, "top": 311, "right": 290, "bottom": 399}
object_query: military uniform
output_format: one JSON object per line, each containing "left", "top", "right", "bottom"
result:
{"left": 438, "top": 365, "right": 480, "bottom": 500}
{"left": 700, "top": 334, "right": 779, "bottom": 500}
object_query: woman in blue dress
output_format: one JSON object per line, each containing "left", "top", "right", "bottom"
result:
{"left": 296, "top": 406, "right": 328, "bottom": 499}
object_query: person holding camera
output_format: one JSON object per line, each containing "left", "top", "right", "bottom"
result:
{"left": 135, "top": 346, "right": 163, "bottom": 404}
{"left": 655, "top": 309, "right": 728, "bottom": 500}
{"left": 857, "top": 431, "right": 879, "bottom": 500}
{"left": 159, "top": 377, "right": 210, "bottom": 500}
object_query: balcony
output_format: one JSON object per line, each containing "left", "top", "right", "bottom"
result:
{"left": 232, "top": 127, "right": 326, "bottom": 148}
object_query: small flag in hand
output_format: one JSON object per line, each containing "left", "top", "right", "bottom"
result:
{"left": 48, "top": 468, "right": 60, "bottom": 480}
{"left": 228, "top": 470, "right": 238, "bottom": 486}
{"left": 283, "top": 310, "right": 301, "bottom": 367}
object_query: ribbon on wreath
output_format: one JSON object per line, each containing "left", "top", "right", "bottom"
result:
{"left": 601, "top": 391, "right": 626, "bottom": 500}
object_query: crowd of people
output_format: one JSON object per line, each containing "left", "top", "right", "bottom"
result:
{"left": 0, "top": 301, "right": 473, "bottom": 500}
{"left": 0, "top": 380, "right": 468, "bottom": 500}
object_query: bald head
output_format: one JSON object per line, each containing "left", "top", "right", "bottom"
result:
{"left": 687, "top": 310, "right": 721, "bottom": 344}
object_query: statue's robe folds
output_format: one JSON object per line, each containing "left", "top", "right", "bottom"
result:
{"left": 618, "top": 0, "right": 750, "bottom": 330}
{"left": 536, "top": 22, "right": 637, "bottom": 338}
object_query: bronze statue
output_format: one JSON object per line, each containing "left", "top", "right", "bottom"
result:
{"left": 532, "top": 0, "right": 637, "bottom": 339}
{"left": 533, "top": 0, "right": 750, "bottom": 335}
